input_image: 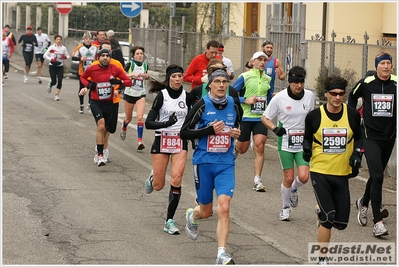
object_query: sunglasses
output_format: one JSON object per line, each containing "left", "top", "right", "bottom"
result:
{"left": 328, "top": 91, "right": 346, "bottom": 97}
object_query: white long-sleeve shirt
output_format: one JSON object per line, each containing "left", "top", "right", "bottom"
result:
{"left": 44, "top": 44, "right": 70, "bottom": 66}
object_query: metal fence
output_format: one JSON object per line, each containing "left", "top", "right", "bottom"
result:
{"left": 11, "top": 3, "right": 397, "bottom": 93}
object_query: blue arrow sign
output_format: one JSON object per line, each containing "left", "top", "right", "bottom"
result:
{"left": 120, "top": 2, "right": 142, "bottom": 18}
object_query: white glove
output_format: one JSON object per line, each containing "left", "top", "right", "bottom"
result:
{"left": 201, "top": 74, "right": 208, "bottom": 83}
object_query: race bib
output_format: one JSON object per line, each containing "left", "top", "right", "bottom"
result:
{"left": 250, "top": 96, "right": 266, "bottom": 114}
{"left": 322, "top": 128, "right": 347, "bottom": 153}
{"left": 96, "top": 82, "right": 112, "bottom": 100}
{"left": 207, "top": 127, "right": 231, "bottom": 153}
{"left": 287, "top": 129, "right": 304, "bottom": 149}
{"left": 266, "top": 67, "right": 273, "bottom": 75}
{"left": 132, "top": 77, "right": 144, "bottom": 89}
{"left": 25, "top": 43, "right": 32, "bottom": 52}
{"left": 160, "top": 130, "right": 182, "bottom": 153}
{"left": 83, "top": 57, "right": 94, "bottom": 71}
{"left": 371, "top": 94, "right": 394, "bottom": 117}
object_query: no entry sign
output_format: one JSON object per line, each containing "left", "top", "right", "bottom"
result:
{"left": 56, "top": 2, "right": 73, "bottom": 15}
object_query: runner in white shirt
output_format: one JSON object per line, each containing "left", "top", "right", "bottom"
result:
{"left": 34, "top": 27, "right": 50, "bottom": 84}
{"left": 261, "top": 66, "right": 314, "bottom": 221}
{"left": 217, "top": 44, "right": 234, "bottom": 80}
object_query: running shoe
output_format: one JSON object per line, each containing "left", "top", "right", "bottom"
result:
{"left": 96, "top": 154, "right": 106, "bottom": 167}
{"left": 185, "top": 208, "right": 199, "bottom": 240}
{"left": 373, "top": 221, "right": 388, "bottom": 237}
{"left": 216, "top": 253, "right": 235, "bottom": 265}
{"left": 145, "top": 170, "right": 153, "bottom": 194}
{"left": 317, "top": 258, "right": 329, "bottom": 265}
{"left": 356, "top": 198, "right": 368, "bottom": 226}
{"left": 290, "top": 189, "right": 298, "bottom": 208}
{"left": 253, "top": 180, "right": 266, "bottom": 192}
{"left": 94, "top": 153, "right": 99, "bottom": 164}
{"left": 87, "top": 103, "right": 91, "bottom": 111}
{"left": 47, "top": 81, "right": 52, "bottom": 93}
{"left": 120, "top": 127, "right": 127, "bottom": 140}
{"left": 23, "top": 75, "right": 28, "bottom": 84}
{"left": 103, "top": 149, "right": 109, "bottom": 163}
{"left": 164, "top": 219, "right": 180, "bottom": 235}
{"left": 233, "top": 147, "right": 238, "bottom": 160}
{"left": 380, "top": 206, "right": 389, "bottom": 219}
{"left": 79, "top": 105, "right": 84, "bottom": 114}
{"left": 315, "top": 204, "right": 321, "bottom": 228}
{"left": 137, "top": 142, "right": 145, "bottom": 150}
{"left": 4, "top": 73, "right": 8, "bottom": 79}
{"left": 38, "top": 77, "right": 42, "bottom": 84}
{"left": 279, "top": 207, "right": 291, "bottom": 221}
{"left": 54, "top": 94, "right": 60, "bottom": 101}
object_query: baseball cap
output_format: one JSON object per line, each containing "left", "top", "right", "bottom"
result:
{"left": 26, "top": 25, "right": 33, "bottom": 30}
{"left": 37, "top": 26, "right": 42, "bottom": 31}
{"left": 251, "top": 51, "right": 268, "bottom": 60}
{"left": 107, "top": 30, "right": 115, "bottom": 37}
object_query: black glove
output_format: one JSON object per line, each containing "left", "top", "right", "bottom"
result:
{"left": 164, "top": 112, "right": 177, "bottom": 126}
{"left": 118, "top": 85, "right": 126, "bottom": 94}
{"left": 348, "top": 165, "right": 359, "bottom": 178}
{"left": 87, "top": 82, "right": 97, "bottom": 90}
{"left": 302, "top": 139, "right": 312, "bottom": 162}
{"left": 110, "top": 78, "right": 123, "bottom": 85}
{"left": 273, "top": 127, "right": 286, "bottom": 136}
{"left": 349, "top": 151, "right": 362, "bottom": 168}
{"left": 302, "top": 149, "right": 312, "bottom": 162}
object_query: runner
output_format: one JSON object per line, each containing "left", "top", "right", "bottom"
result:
{"left": 120, "top": 46, "right": 149, "bottom": 150}
{"left": 261, "top": 66, "right": 314, "bottom": 221}
{"left": 144, "top": 64, "right": 195, "bottom": 234}
{"left": 34, "top": 27, "right": 50, "bottom": 84}
{"left": 71, "top": 31, "right": 98, "bottom": 114}
{"left": 43, "top": 34, "right": 70, "bottom": 101}
{"left": 79, "top": 49, "right": 132, "bottom": 166}
{"left": 180, "top": 68, "right": 242, "bottom": 265}
{"left": 18, "top": 25, "right": 37, "bottom": 84}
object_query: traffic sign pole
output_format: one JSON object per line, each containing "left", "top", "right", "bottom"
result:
{"left": 120, "top": 2, "right": 142, "bottom": 59}
{"left": 56, "top": 2, "right": 73, "bottom": 40}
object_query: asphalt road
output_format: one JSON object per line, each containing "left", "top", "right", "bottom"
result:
{"left": 2, "top": 55, "right": 397, "bottom": 266}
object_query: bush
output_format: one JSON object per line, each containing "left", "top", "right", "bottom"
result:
{"left": 315, "top": 66, "right": 357, "bottom": 102}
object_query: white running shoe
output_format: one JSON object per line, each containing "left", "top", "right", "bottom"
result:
{"left": 79, "top": 105, "right": 84, "bottom": 114}
{"left": 356, "top": 198, "right": 368, "bottom": 226}
{"left": 120, "top": 126, "right": 127, "bottom": 140}
{"left": 279, "top": 207, "right": 291, "bottom": 221}
{"left": 164, "top": 219, "right": 180, "bottom": 235}
{"left": 96, "top": 155, "right": 106, "bottom": 167}
{"left": 185, "top": 208, "right": 199, "bottom": 240}
{"left": 54, "top": 94, "right": 60, "bottom": 101}
{"left": 216, "top": 253, "right": 235, "bottom": 265}
{"left": 47, "top": 81, "right": 52, "bottom": 93}
{"left": 253, "top": 179, "right": 266, "bottom": 192}
{"left": 373, "top": 221, "right": 388, "bottom": 236}
{"left": 4, "top": 73, "right": 8, "bottom": 79}
{"left": 315, "top": 204, "right": 321, "bottom": 228}
{"left": 23, "top": 75, "right": 28, "bottom": 84}
{"left": 103, "top": 149, "right": 109, "bottom": 163}
{"left": 144, "top": 170, "right": 154, "bottom": 194}
{"left": 290, "top": 189, "right": 298, "bottom": 208}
